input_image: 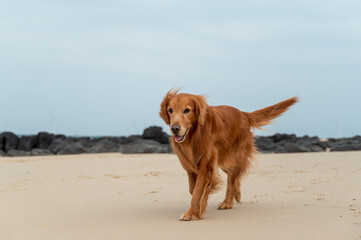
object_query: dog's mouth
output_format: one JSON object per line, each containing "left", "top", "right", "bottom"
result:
{"left": 173, "top": 128, "right": 189, "bottom": 143}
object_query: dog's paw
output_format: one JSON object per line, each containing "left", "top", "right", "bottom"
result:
{"left": 218, "top": 202, "right": 233, "bottom": 210}
{"left": 179, "top": 211, "right": 200, "bottom": 221}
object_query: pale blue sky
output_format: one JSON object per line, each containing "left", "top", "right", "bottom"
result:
{"left": 1, "top": 0, "right": 360, "bottom": 138}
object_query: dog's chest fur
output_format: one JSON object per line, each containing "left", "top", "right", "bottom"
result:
{"left": 171, "top": 140, "right": 202, "bottom": 173}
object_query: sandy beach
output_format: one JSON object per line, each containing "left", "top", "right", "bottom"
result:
{"left": 1, "top": 152, "right": 360, "bottom": 240}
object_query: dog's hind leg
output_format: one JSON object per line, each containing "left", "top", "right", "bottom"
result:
{"left": 233, "top": 172, "right": 242, "bottom": 203}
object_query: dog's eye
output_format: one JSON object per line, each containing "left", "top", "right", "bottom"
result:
{"left": 184, "top": 108, "right": 190, "bottom": 114}
{"left": 168, "top": 108, "right": 173, "bottom": 114}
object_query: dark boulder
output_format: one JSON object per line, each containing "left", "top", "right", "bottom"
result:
{"left": 330, "top": 142, "right": 361, "bottom": 152}
{"left": 254, "top": 137, "right": 277, "bottom": 152}
{"left": 31, "top": 148, "right": 54, "bottom": 156}
{"left": 87, "top": 139, "right": 120, "bottom": 153}
{"left": 119, "top": 139, "right": 171, "bottom": 154}
{"left": 48, "top": 138, "right": 87, "bottom": 155}
{"left": 0, "top": 132, "right": 20, "bottom": 152}
{"left": 37, "top": 132, "right": 55, "bottom": 149}
{"left": 299, "top": 135, "right": 319, "bottom": 142}
{"left": 308, "top": 141, "right": 328, "bottom": 152}
{"left": 18, "top": 135, "right": 38, "bottom": 151}
{"left": 296, "top": 136, "right": 326, "bottom": 152}
{"left": 142, "top": 126, "right": 170, "bottom": 144}
{"left": 0, "top": 150, "right": 5, "bottom": 156}
{"left": 351, "top": 135, "right": 361, "bottom": 141}
{"left": 270, "top": 134, "right": 297, "bottom": 143}
{"left": 126, "top": 135, "right": 142, "bottom": 143}
{"left": 67, "top": 137, "right": 93, "bottom": 149}
{"left": 93, "top": 136, "right": 127, "bottom": 145}
{"left": 55, "top": 134, "right": 66, "bottom": 139}
{"left": 48, "top": 138, "right": 66, "bottom": 153}
{"left": 278, "top": 143, "right": 309, "bottom": 153}
{"left": 255, "top": 134, "right": 328, "bottom": 153}
{"left": 325, "top": 136, "right": 361, "bottom": 152}
{"left": 115, "top": 136, "right": 128, "bottom": 144}
{"left": 80, "top": 138, "right": 93, "bottom": 149}
{"left": 57, "top": 142, "right": 87, "bottom": 155}
{"left": 7, "top": 149, "right": 31, "bottom": 157}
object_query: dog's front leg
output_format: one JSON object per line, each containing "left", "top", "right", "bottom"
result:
{"left": 180, "top": 172, "right": 206, "bottom": 221}
{"left": 186, "top": 171, "right": 197, "bottom": 195}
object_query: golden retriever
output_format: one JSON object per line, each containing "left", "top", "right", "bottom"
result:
{"left": 159, "top": 89, "right": 298, "bottom": 221}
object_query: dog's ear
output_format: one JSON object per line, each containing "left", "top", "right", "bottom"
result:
{"left": 159, "top": 89, "right": 179, "bottom": 125}
{"left": 194, "top": 95, "right": 208, "bottom": 126}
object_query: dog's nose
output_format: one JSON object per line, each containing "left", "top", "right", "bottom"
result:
{"left": 171, "top": 124, "right": 181, "bottom": 134}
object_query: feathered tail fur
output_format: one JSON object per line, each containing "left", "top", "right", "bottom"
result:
{"left": 248, "top": 97, "right": 298, "bottom": 129}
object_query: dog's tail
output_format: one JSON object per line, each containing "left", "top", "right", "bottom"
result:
{"left": 248, "top": 97, "right": 298, "bottom": 129}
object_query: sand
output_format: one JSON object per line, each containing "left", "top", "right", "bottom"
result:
{"left": 1, "top": 152, "right": 360, "bottom": 240}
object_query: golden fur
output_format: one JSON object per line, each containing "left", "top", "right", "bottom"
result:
{"left": 160, "top": 89, "right": 298, "bottom": 220}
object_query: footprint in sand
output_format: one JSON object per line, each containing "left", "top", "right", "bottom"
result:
{"left": 78, "top": 175, "right": 94, "bottom": 179}
{"left": 315, "top": 193, "right": 326, "bottom": 201}
{"left": 140, "top": 190, "right": 158, "bottom": 196}
{"left": 104, "top": 174, "right": 122, "bottom": 179}
{"left": 144, "top": 171, "right": 163, "bottom": 177}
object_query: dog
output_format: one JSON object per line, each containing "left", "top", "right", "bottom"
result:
{"left": 159, "top": 89, "right": 298, "bottom": 221}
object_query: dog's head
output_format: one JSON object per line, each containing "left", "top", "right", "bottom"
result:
{"left": 159, "top": 89, "right": 207, "bottom": 143}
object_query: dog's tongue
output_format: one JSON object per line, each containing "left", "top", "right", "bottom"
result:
{"left": 174, "top": 135, "right": 183, "bottom": 142}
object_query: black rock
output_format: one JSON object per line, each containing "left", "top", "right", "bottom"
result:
{"left": 309, "top": 141, "right": 328, "bottom": 152}
{"left": 327, "top": 138, "right": 337, "bottom": 143}
{"left": 67, "top": 137, "right": 93, "bottom": 149}
{"left": 30, "top": 148, "right": 54, "bottom": 156}
{"left": 7, "top": 149, "right": 31, "bottom": 157}
{"left": 351, "top": 135, "right": 361, "bottom": 141}
{"left": 283, "top": 143, "right": 309, "bottom": 153}
{"left": 37, "top": 132, "right": 55, "bottom": 149}
{"left": 126, "top": 135, "right": 142, "bottom": 143}
{"left": 94, "top": 137, "right": 127, "bottom": 145}
{"left": 55, "top": 134, "right": 66, "bottom": 140}
{"left": 87, "top": 139, "right": 120, "bottom": 153}
{"left": 295, "top": 136, "right": 325, "bottom": 152}
{"left": 270, "top": 133, "right": 297, "bottom": 143}
{"left": 330, "top": 142, "right": 361, "bottom": 152}
{"left": 254, "top": 137, "right": 277, "bottom": 152}
{"left": 0, "top": 150, "right": 5, "bottom": 156}
{"left": 299, "top": 135, "right": 319, "bottom": 142}
{"left": 254, "top": 133, "right": 330, "bottom": 153}
{"left": 119, "top": 139, "right": 171, "bottom": 154}
{"left": 143, "top": 126, "right": 162, "bottom": 138}
{"left": 48, "top": 138, "right": 87, "bottom": 155}
{"left": 307, "top": 145, "right": 325, "bottom": 152}
{"left": 0, "top": 132, "right": 20, "bottom": 152}
{"left": 142, "top": 126, "right": 170, "bottom": 144}
{"left": 18, "top": 135, "right": 38, "bottom": 151}
{"left": 57, "top": 143, "right": 87, "bottom": 155}
{"left": 48, "top": 138, "right": 66, "bottom": 153}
